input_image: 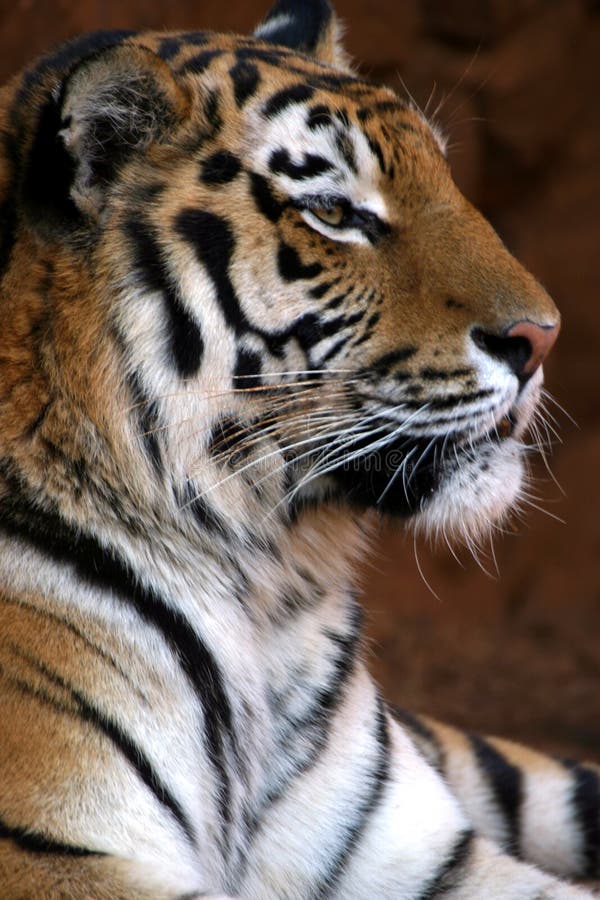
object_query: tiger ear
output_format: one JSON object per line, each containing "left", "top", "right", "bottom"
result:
{"left": 57, "top": 44, "right": 190, "bottom": 218}
{"left": 254, "top": 0, "right": 352, "bottom": 71}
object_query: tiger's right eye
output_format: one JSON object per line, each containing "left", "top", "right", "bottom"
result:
{"left": 312, "top": 204, "right": 345, "bottom": 227}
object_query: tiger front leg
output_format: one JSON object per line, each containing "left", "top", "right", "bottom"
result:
{"left": 240, "top": 663, "right": 594, "bottom": 899}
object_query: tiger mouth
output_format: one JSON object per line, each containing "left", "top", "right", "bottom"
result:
{"left": 496, "top": 413, "right": 516, "bottom": 439}
{"left": 319, "top": 406, "right": 520, "bottom": 516}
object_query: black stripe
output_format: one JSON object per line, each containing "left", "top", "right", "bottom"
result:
{"left": 248, "top": 171, "right": 287, "bottom": 223}
{"left": 179, "top": 49, "right": 224, "bottom": 74}
{"left": 446, "top": 297, "right": 466, "bottom": 310}
{"left": 307, "top": 105, "right": 332, "bottom": 130}
{"left": 125, "top": 219, "right": 204, "bottom": 378}
{"left": 180, "top": 479, "right": 228, "bottom": 534}
{"left": 10, "top": 645, "right": 199, "bottom": 849}
{"left": 199, "top": 89, "right": 223, "bottom": 142}
{"left": 269, "top": 148, "right": 333, "bottom": 181}
{"left": 0, "top": 815, "right": 102, "bottom": 858}
{"left": 314, "top": 696, "right": 390, "bottom": 898}
{"left": 470, "top": 734, "right": 522, "bottom": 854}
{"left": 0, "top": 594, "right": 149, "bottom": 704}
{"left": 336, "top": 133, "right": 357, "bottom": 175}
{"left": 391, "top": 707, "right": 444, "bottom": 771}
{"left": 402, "top": 389, "right": 494, "bottom": 412}
{"left": 317, "top": 335, "right": 349, "bottom": 366}
{"left": 320, "top": 309, "right": 365, "bottom": 339}
{"left": 200, "top": 150, "right": 242, "bottom": 186}
{"left": 417, "top": 829, "right": 475, "bottom": 899}
{"left": 158, "top": 33, "right": 208, "bottom": 61}
{"left": 350, "top": 309, "right": 381, "bottom": 349}
{"left": 229, "top": 60, "right": 260, "bottom": 107}
{"left": 235, "top": 46, "right": 288, "bottom": 67}
{"left": 19, "top": 94, "right": 75, "bottom": 233}
{"left": 324, "top": 293, "right": 347, "bottom": 311}
{"left": 368, "top": 346, "right": 418, "bottom": 375}
{"left": 392, "top": 706, "right": 437, "bottom": 743}
{"left": 269, "top": 603, "right": 363, "bottom": 791}
{"left": 367, "top": 136, "right": 386, "bottom": 174}
{"left": 157, "top": 37, "right": 184, "bottom": 61}
{"left": 234, "top": 347, "right": 262, "bottom": 388}
{"left": 563, "top": 759, "right": 600, "bottom": 877}
{"left": 0, "top": 489, "right": 234, "bottom": 841}
{"left": 263, "top": 83, "right": 315, "bottom": 118}
{"left": 372, "top": 99, "right": 407, "bottom": 117}
{"left": 277, "top": 241, "right": 323, "bottom": 282}
{"left": 420, "top": 367, "right": 472, "bottom": 381}
{"left": 309, "top": 281, "right": 335, "bottom": 300}
{"left": 175, "top": 208, "right": 250, "bottom": 336}
{"left": 292, "top": 313, "right": 322, "bottom": 351}
{"left": 127, "top": 369, "right": 163, "bottom": 475}
{"left": 174, "top": 208, "right": 288, "bottom": 359}
{"left": 25, "top": 400, "right": 52, "bottom": 438}
{"left": 234, "top": 48, "right": 367, "bottom": 96}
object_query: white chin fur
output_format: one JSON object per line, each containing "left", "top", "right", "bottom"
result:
{"left": 414, "top": 438, "right": 525, "bottom": 545}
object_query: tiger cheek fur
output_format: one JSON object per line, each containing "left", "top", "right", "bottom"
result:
{"left": 0, "top": 2, "right": 596, "bottom": 899}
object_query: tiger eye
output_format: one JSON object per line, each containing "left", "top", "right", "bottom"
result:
{"left": 313, "top": 204, "right": 345, "bottom": 227}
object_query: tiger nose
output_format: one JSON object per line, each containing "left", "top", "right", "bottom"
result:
{"left": 471, "top": 319, "right": 560, "bottom": 383}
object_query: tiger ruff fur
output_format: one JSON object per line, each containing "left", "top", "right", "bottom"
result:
{"left": 0, "top": 0, "right": 598, "bottom": 897}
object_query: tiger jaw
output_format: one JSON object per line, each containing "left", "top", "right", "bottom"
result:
{"left": 296, "top": 370, "right": 543, "bottom": 537}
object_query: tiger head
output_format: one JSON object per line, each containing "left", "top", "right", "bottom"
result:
{"left": 0, "top": 0, "right": 559, "bottom": 547}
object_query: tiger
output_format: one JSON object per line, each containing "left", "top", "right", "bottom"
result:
{"left": 0, "top": 0, "right": 597, "bottom": 897}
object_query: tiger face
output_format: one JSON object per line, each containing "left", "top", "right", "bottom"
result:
{"left": 0, "top": 2, "right": 559, "bottom": 548}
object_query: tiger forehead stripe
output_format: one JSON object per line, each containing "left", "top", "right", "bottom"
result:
{"left": 229, "top": 59, "right": 261, "bottom": 106}
{"left": 200, "top": 150, "right": 242, "bottom": 186}
{"left": 269, "top": 148, "right": 333, "bottom": 180}
{"left": 178, "top": 48, "right": 225, "bottom": 75}
{"left": 157, "top": 31, "right": 208, "bottom": 61}
{"left": 262, "top": 83, "right": 315, "bottom": 117}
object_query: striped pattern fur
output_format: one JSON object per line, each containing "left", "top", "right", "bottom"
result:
{"left": 0, "top": 0, "right": 597, "bottom": 896}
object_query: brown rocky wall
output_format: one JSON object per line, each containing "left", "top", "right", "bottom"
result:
{"left": 1, "top": 0, "right": 598, "bottom": 761}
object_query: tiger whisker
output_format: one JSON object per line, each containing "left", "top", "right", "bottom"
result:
{"left": 138, "top": 385, "right": 350, "bottom": 439}
{"left": 126, "top": 376, "right": 359, "bottom": 413}
{"left": 285, "top": 403, "right": 432, "bottom": 509}
{"left": 517, "top": 497, "right": 566, "bottom": 526}
{"left": 263, "top": 408, "right": 414, "bottom": 520}
{"left": 209, "top": 409, "right": 352, "bottom": 462}
{"left": 377, "top": 445, "right": 415, "bottom": 507}
{"left": 249, "top": 415, "right": 378, "bottom": 503}
{"left": 184, "top": 415, "right": 364, "bottom": 506}
{"left": 540, "top": 389, "right": 578, "bottom": 428}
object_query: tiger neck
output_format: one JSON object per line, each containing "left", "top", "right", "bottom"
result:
{"left": 246, "top": 505, "right": 374, "bottom": 620}
{"left": 0, "top": 245, "right": 373, "bottom": 623}
{"left": 129, "top": 492, "right": 374, "bottom": 626}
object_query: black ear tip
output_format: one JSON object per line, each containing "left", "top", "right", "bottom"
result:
{"left": 255, "top": 0, "right": 334, "bottom": 53}
{"left": 261, "top": 0, "right": 333, "bottom": 18}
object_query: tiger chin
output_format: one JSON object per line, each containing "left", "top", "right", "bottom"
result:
{"left": 0, "top": 1, "right": 597, "bottom": 899}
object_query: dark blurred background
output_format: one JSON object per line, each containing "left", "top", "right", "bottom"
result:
{"left": 2, "top": 0, "right": 598, "bottom": 761}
